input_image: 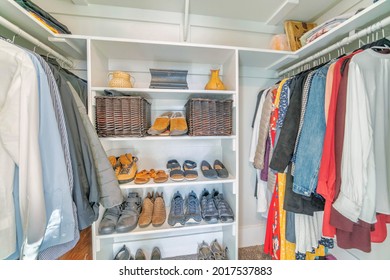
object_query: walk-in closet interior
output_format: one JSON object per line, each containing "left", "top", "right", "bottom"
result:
{"left": 0, "top": 0, "right": 389, "bottom": 260}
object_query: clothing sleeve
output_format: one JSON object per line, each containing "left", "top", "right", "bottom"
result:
{"left": 332, "top": 61, "right": 373, "bottom": 223}
{"left": 0, "top": 43, "right": 46, "bottom": 259}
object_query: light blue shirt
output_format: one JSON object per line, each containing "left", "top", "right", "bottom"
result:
{"left": 27, "top": 52, "right": 75, "bottom": 254}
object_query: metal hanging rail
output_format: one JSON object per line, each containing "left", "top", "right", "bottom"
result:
{"left": 0, "top": 15, "right": 73, "bottom": 68}
{"left": 278, "top": 15, "right": 390, "bottom": 77}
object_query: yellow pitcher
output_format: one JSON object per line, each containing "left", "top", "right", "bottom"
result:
{"left": 108, "top": 71, "right": 135, "bottom": 88}
{"left": 205, "top": 68, "right": 226, "bottom": 90}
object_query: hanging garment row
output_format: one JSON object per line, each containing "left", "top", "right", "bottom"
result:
{"left": 250, "top": 38, "right": 390, "bottom": 260}
{"left": 0, "top": 38, "right": 123, "bottom": 260}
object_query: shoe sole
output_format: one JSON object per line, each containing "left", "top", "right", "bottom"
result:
{"left": 185, "top": 218, "right": 201, "bottom": 224}
{"left": 118, "top": 177, "right": 135, "bottom": 184}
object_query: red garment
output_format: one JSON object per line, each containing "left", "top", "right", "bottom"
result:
{"left": 371, "top": 214, "right": 390, "bottom": 243}
{"left": 264, "top": 87, "right": 281, "bottom": 260}
{"left": 264, "top": 182, "right": 280, "bottom": 259}
{"left": 317, "top": 52, "right": 360, "bottom": 237}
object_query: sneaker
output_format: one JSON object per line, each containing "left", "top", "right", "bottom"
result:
{"left": 116, "top": 192, "right": 141, "bottom": 233}
{"left": 135, "top": 248, "right": 146, "bottom": 260}
{"left": 113, "top": 245, "right": 133, "bottom": 260}
{"left": 152, "top": 192, "right": 166, "bottom": 226}
{"left": 168, "top": 191, "right": 185, "bottom": 227}
{"left": 151, "top": 247, "right": 162, "bottom": 260}
{"left": 98, "top": 205, "right": 121, "bottom": 235}
{"left": 139, "top": 192, "right": 154, "bottom": 227}
{"left": 210, "top": 239, "right": 228, "bottom": 260}
{"left": 200, "top": 189, "right": 219, "bottom": 224}
{"left": 197, "top": 241, "right": 214, "bottom": 260}
{"left": 184, "top": 191, "right": 202, "bottom": 224}
{"left": 212, "top": 190, "right": 234, "bottom": 223}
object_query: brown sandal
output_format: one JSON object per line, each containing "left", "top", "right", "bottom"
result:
{"left": 134, "top": 169, "right": 151, "bottom": 184}
{"left": 153, "top": 170, "right": 168, "bottom": 183}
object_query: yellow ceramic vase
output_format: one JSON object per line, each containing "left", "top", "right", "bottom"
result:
{"left": 205, "top": 69, "right": 226, "bottom": 90}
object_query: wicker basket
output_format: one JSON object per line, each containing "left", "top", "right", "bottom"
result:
{"left": 185, "top": 98, "right": 233, "bottom": 136}
{"left": 95, "top": 96, "right": 151, "bottom": 137}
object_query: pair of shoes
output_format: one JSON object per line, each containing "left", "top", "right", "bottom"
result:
{"left": 168, "top": 190, "right": 202, "bottom": 226}
{"left": 135, "top": 169, "right": 169, "bottom": 184}
{"left": 138, "top": 192, "right": 166, "bottom": 227}
{"left": 197, "top": 241, "right": 214, "bottom": 260}
{"left": 201, "top": 160, "right": 229, "bottom": 179}
{"left": 134, "top": 247, "right": 162, "bottom": 260}
{"left": 113, "top": 245, "right": 134, "bottom": 260}
{"left": 98, "top": 192, "right": 142, "bottom": 234}
{"left": 108, "top": 154, "right": 138, "bottom": 184}
{"left": 197, "top": 240, "right": 228, "bottom": 260}
{"left": 167, "top": 159, "right": 198, "bottom": 181}
{"left": 148, "top": 112, "right": 188, "bottom": 136}
{"left": 200, "top": 189, "right": 234, "bottom": 223}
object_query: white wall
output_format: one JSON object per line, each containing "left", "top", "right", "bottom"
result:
{"left": 238, "top": 68, "right": 278, "bottom": 247}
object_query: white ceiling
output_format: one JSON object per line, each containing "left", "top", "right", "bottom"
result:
{"left": 61, "top": 0, "right": 343, "bottom": 24}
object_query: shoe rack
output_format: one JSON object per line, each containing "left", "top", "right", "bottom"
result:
{"left": 88, "top": 38, "right": 239, "bottom": 260}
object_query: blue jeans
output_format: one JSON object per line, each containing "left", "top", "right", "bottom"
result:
{"left": 293, "top": 64, "right": 330, "bottom": 196}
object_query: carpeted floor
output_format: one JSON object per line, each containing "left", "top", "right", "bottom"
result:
{"left": 238, "top": 245, "right": 271, "bottom": 260}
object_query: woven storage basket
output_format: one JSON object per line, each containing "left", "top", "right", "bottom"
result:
{"left": 185, "top": 98, "right": 233, "bottom": 136}
{"left": 95, "top": 96, "right": 151, "bottom": 137}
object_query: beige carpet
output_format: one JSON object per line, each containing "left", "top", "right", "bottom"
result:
{"left": 238, "top": 245, "right": 271, "bottom": 260}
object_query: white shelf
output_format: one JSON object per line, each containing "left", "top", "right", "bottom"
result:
{"left": 99, "top": 135, "right": 236, "bottom": 142}
{"left": 0, "top": 0, "right": 86, "bottom": 60}
{"left": 96, "top": 214, "right": 234, "bottom": 240}
{"left": 270, "top": 0, "right": 390, "bottom": 71}
{"left": 118, "top": 174, "right": 236, "bottom": 190}
{"left": 92, "top": 87, "right": 236, "bottom": 100}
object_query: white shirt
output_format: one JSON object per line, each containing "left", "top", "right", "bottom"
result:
{"left": 333, "top": 49, "right": 390, "bottom": 223}
{"left": 0, "top": 40, "right": 46, "bottom": 259}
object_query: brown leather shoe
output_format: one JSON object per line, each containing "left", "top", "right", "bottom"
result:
{"left": 117, "top": 153, "right": 138, "bottom": 184}
{"left": 139, "top": 192, "right": 154, "bottom": 227}
{"left": 152, "top": 192, "right": 166, "bottom": 226}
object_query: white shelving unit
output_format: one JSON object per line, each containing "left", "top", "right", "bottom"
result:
{"left": 88, "top": 37, "right": 240, "bottom": 260}
{"left": 2, "top": 0, "right": 390, "bottom": 261}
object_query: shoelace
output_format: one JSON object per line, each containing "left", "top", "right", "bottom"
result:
{"left": 121, "top": 199, "right": 140, "bottom": 212}
{"left": 173, "top": 196, "right": 183, "bottom": 215}
{"left": 187, "top": 195, "right": 198, "bottom": 214}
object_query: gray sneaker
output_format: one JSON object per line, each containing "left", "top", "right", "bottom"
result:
{"left": 168, "top": 191, "right": 185, "bottom": 226}
{"left": 135, "top": 248, "right": 146, "bottom": 260}
{"left": 212, "top": 190, "right": 234, "bottom": 223}
{"left": 151, "top": 247, "right": 161, "bottom": 260}
{"left": 98, "top": 205, "right": 121, "bottom": 235}
{"left": 116, "top": 192, "right": 141, "bottom": 233}
{"left": 113, "top": 245, "right": 133, "bottom": 260}
{"left": 184, "top": 191, "right": 202, "bottom": 224}
{"left": 200, "top": 188, "right": 218, "bottom": 224}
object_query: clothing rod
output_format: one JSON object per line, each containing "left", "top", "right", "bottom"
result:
{"left": 0, "top": 16, "right": 73, "bottom": 68}
{"left": 278, "top": 15, "right": 390, "bottom": 77}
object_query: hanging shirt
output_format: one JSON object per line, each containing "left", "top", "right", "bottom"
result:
{"left": 0, "top": 40, "right": 46, "bottom": 259}
{"left": 333, "top": 49, "right": 390, "bottom": 223}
